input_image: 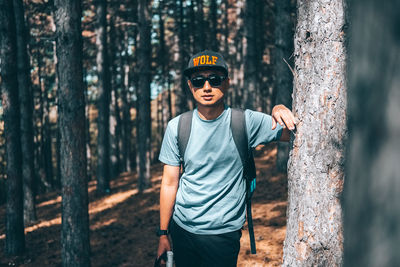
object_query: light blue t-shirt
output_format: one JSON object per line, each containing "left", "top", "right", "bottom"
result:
{"left": 159, "top": 106, "right": 282, "bottom": 234}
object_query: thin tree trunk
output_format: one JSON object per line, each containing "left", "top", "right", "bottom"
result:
{"left": 344, "top": 1, "right": 400, "bottom": 266}
{"left": 109, "top": 19, "right": 121, "bottom": 179}
{"left": 283, "top": 0, "right": 346, "bottom": 266}
{"left": 121, "top": 39, "right": 132, "bottom": 172}
{"left": 96, "top": 0, "right": 111, "bottom": 194}
{"left": 13, "top": 0, "right": 37, "bottom": 224}
{"left": 175, "top": 0, "right": 190, "bottom": 115}
{"left": 0, "top": 0, "right": 25, "bottom": 255}
{"left": 209, "top": 0, "right": 218, "bottom": 51}
{"left": 54, "top": 0, "right": 91, "bottom": 265}
{"left": 43, "top": 89, "right": 54, "bottom": 187}
{"left": 159, "top": 0, "right": 169, "bottom": 133}
{"left": 274, "top": 0, "right": 294, "bottom": 172}
{"left": 196, "top": 0, "right": 205, "bottom": 50}
{"left": 52, "top": 16, "right": 62, "bottom": 190}
{"left": 137, "top": 0, "right": 152, "bottom": 191}
{"left": 243, "top": 0, "right": 257, "bottom": 110}
{"left": 37, "top": 55, "right": 51, "bottom": 192}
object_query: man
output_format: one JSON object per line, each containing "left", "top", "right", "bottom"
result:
{"left": 156, "top": 50, "right": 296, "bottom": 266}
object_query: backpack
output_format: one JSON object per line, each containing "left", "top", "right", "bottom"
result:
{"left": 177, "top": 108, "right": 257, "bottom": 254}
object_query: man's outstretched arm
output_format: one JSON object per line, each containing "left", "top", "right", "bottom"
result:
{"left": 271, "top": 104, "right": 297, "bottom": 142}
{"left": 157, "top": 164, "right": 180, "bottom": 261}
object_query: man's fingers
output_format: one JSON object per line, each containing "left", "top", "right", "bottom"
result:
{"left": 281, "top": 113, "right": 295, "bottom": 130}
{"left": 271, "top": 117, "right": 277, "bottom": 129}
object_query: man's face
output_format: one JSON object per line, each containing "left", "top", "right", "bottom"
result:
{"left": 187, "top": 69, "right": 229, "bottom": 108}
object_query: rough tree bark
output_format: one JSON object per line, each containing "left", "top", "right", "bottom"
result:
{"left": 343, "top": 1, "right": 400, "bottom": 266}
{"left": 0, "top": 0, "right": 25, "bottom": 255}
{"left": 13, "top": 0, "right": 37, "bottom": 223}
{"left": 96, "top": 0, "right": 111, "bottom": 194}
{"left": 54, "top": 0, "right": 91, "bottom": 265}
{"left": 274, "top": 0, "right": 294, "bottom": 172}
{"left": 137, "top": 0, "right": 152, "bottom": 191}
{"left": 283, "top": 1, "right": 347, "bottom": 266}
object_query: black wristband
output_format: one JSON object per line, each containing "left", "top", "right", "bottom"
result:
{"left": 156, "top": 229, "right": 169, "bottom": 237}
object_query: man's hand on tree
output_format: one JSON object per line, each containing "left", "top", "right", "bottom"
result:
{"left": 271, "top": 104, "right": 297, "bottom": 131}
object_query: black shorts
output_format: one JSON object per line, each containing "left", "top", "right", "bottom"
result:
{"left": 170, "top": 219, "right": 242, "bottom": 267}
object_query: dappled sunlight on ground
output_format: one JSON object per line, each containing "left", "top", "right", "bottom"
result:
{"left": 0, "top": 143, "right": 287, "bottom": 266}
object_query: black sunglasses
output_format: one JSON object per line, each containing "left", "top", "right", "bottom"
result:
{"left": 190, "top": 74, "right": 227, "bottom": 88}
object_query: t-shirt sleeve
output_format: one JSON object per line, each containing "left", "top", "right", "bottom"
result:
{"left": 245, "top": 109, "right": 283, "bottom": 148}
{"left": 158, "top": 117, "right": 181, "bottom": 166}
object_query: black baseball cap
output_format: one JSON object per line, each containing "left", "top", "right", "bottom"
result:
{"left": 183, "top": 50, "right": 228, "bottom": 77}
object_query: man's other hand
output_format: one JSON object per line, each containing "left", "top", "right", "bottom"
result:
{"left": 156, "top": 235, "right": 171, "bottom": 266}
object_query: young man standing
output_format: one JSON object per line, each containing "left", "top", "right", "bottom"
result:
{"left": 157, "top": 50, "right": 296, "bottom": 266}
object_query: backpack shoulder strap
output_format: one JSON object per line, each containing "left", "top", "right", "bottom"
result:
{"left": 230, "top": 108, "right": 257, "bottom": 254}
{"left": 177, "top": 110, "right": 193, "bottom": 162}
{"left": 230, "top": 108, "right": 248, "bottom": 166}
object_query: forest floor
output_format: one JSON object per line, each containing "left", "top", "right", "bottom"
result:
{"left": 0, "top": 143, "right": 288, "bottom": 267}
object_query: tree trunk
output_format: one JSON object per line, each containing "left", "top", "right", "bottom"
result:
{"left": 175, "top": 0, "right": 190, "bottom": 115}
{"left": 121, "top": 37, "right": 132, "bottom": 172}
{"left": 13, "top": 0, "right": 37, "bottom": 224}
{"left": 109, "top": 19, "right": 121, "bottom": 179}
{"left": 0, "top": 0, "right": 25, "bottom": 255}
{"left": 54, "top": 0, "right": 91, "bottom": 265}
{"left": 209, "top": 0, "right": 218, "bottom": 51}
{"left": 283, "top": 1, "right": 346, "bottom": 266}
{"left": 96, "top": 0, "right": 111, "bottom": 194}
{"left": 274, "top": 0, "right": 294, "bottom": 172}
{"left": 43, "top": 88, "right": 54, "bottom": 187}
{"left": 37, "top": 55, "right": 51, "bottom": 192}
{"left": 158, "top": 0, "right": 170, "bottom": 133}
{"left": 344, "top": 1, "right": 400, "bottom": 266}
{"left": 137, "top": 0, "right": 152, "bottom": 191}
{"left": 243, "top": 0, "right": 257, "bottom": 110}
{"left": 195, "top": 0, "right": 205, "bottom": 50}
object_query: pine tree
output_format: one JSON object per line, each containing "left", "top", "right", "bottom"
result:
{"left": 54, "top": 0, "right": 91, "bottom": 265}
{"left": 283, "top": 0, "right": 347, "bottom": 265}
{"left": 0, "top": 0, "right": 25, "bottom": 255}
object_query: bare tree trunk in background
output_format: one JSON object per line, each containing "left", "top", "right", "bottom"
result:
{"left": 0, "top": 0, "right": 25, "bottom": 255}
{"left": 109, "top": 19, "right": 121, "bottom": 179}
{"left": 209, "top": 0, "right": 218, "bottom": 51}
{"left": 83, "top": 69, "right": 93, "bottom": 180}
{"left": 96, "top": 0, "right": 111, "bottom": 194}
{"left": 159, "top": 0, "right": 171, "bottom": 132}
{"left": 274, "top": 0, "right": 294, "bottom": 173}
{"left": 121, "top": 30, "right": 132, "bottom": 172}
{"left": 344, "top": 1, "right": 400, "bottom": 266}
{"left": 54, "top": 0, "right": 91, "bottom": 265}
{"left": 195, "top": 0, "right": 205, "bottom": 50}
{"left": 175, "top": 0, "right": 190, "bottom": 115}
{"left": 283, "top": 1, "right": 347, "bottom": 266}
{"left": 13, "top": 0, "right": 37, "bottom": 224}
{"left": 226, "top": 0, "right": 243, "bottom": 108}
{"left": 137, "top": 0, "right": 152, "bottom": 191}
{"left": 37, "top": 56, "right": 51, "bottom": 192}
{"left": 43, "top": 89, "right": 54, "bottom": 187}
{"left": 51, "top": 16, "right": 62, "bottom": 189}
{"left": 243, "top": 0, "right": 257, "bottom": 110}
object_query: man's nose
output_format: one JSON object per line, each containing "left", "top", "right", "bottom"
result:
{"left": 203, "top": 80, "right": 212, "bottom": 91}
